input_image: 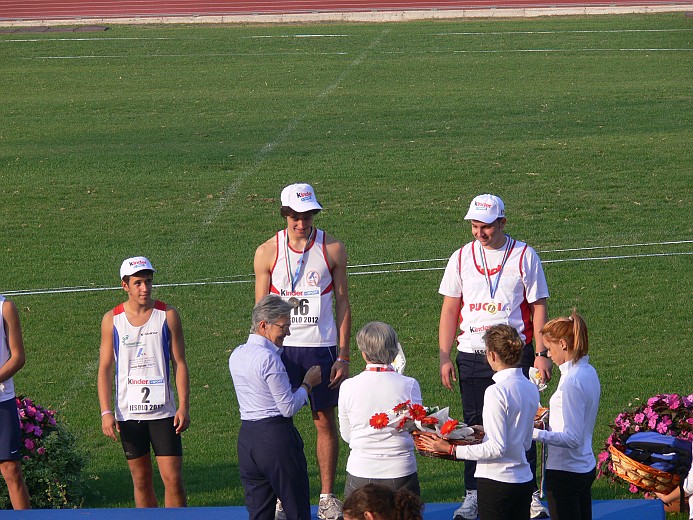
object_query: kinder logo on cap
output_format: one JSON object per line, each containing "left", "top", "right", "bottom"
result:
{"left": 281, "top": 183, "right": 323, "bottom": 213}
{"left": 120, "top": 256, "right": 156, "bottom": 279}
{"left": 464, "top": 194, "right": 505, "bottom": 223}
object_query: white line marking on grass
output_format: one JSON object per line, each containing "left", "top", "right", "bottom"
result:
{"left": 434, "top": 29, "right": 693, "bottom": 36}
{"left": 244, "top": 34, "right": 349, "bottom": 38}
{"left": 349, "top": 240, "right": 693, "bottom": 267}
{"left": 2, "top": 37, "right": 173, "bottom": 43}
{"left": 4, "top": 250, "right": 690, "bottom": 297}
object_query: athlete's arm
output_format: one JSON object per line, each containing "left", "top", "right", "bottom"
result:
{"left": 167, "top": 306, "right": 190, "bottom": 434}
{"left": 439, "top": 296, "right": 461, "bottom": 391}
{"left": 530, "top": 298, "right": 552, "bottom": 383}
{"left": 97, "top": 311, "right": 119, "bottom": 441}
{"left": 0, "top": 300, "right": 26, "bottom": 384}
{"left": 253, "top": 238, "right": 275, "bottom": 303}
{"left": 326, "top": 237, "right": 351, "bottom": 389}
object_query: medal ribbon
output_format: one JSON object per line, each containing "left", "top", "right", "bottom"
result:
{"left": 365, "top": 364, "right": 394, "bottom": 372}
{"left": 478, "top": 235, "right": 514, "bottom": 301}
{"left": 286, "top": 227, "right": 314, "bottom": 292}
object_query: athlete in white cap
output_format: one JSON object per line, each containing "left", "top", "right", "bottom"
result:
{"left": 438, "top": 194, "right": 551, "bottom": 520}
{"left": 254, "top": 183, "right": 352, "bottom": 520}
{"left": 97, "top": 256, "right": 190, "bottom": 508}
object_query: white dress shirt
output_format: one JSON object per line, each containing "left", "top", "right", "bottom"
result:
{"left": 454, "top": 367, "right": 539, "bottom": 483}
{"left": 229, "top": 333, "right": 308, "bottom": 421}
{"left": 338, "top": 364, "right": 422, "bottom": 478}
{"left": 534, "top": 356, "right": 600, "bottom": 473}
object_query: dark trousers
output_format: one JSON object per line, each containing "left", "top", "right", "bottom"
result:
{"left": 344, "top": 471, "right": 420, "bottom": 500}
{"left": 456, "top": 345, "right": 539, "bottom": 493}
{"left": 545, "top": 467, "right": 596, "bottom": 520}
{"left": 238, "top": 416, "right": 311, "bottom": 520}
{"left": 478, "top": 477, "right": 533, "bottom": 520}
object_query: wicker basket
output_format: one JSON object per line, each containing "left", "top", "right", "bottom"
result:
{"left": 411, "top": 430, "right": 483, "bottom": 461}
{"left": 608, "top": 444, "right": 681, "bottom": 494}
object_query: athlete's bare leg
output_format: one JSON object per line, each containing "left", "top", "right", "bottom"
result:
{"left": 127, "top": 454, "right": 158, "bottom": 508}
{"left": 156, "top": 455, "right": 186, "bottom": 507}
{"left": 0, "top": 460, "right": 30, "bottom": 509}
{"left": 313, "top": 408, "right": 338, "bottom": 494}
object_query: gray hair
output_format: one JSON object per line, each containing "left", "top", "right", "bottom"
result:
{"left": 356, "top": 321, "right": 399, "bottom": 364}
{"left": 251, "top": 294, "right": 293, "bottom": 333}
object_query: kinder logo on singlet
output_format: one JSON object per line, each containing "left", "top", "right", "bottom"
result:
{"left": 470, "top": 324, "right": 494, "bottom": 334}
{"left": 468, "top": 302, "right": 510, "bottom": 315}
{"left": 128, "top": 378, "right": 164, "bottom": 385}
{"left": 474, "top": 201, "right": 493, "bottom": 210}
{"left": 281, "top": 289, "right": 304, "bottom": 297}
{"left": 296, "top": 191, "right": 313, "bottom": 201}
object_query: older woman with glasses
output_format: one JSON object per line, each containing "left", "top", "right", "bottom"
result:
{"left": 338, "top": 322, "right": 423, "bottom": 499}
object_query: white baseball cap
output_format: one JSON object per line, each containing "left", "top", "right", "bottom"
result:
{"left": 280, "top": 183, "right": 323, "bottom": 213}
{"left": 120, "top": 256, "right": 156, "bottom": 279}
{"left": 464, "top": 194, "right": 505, "bottom": 223}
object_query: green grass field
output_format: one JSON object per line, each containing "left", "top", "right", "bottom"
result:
{"left": 0, "top": 12, "right": 691, "bottom": 515}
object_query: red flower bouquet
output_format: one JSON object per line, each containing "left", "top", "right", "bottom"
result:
{"left": 370, "top": 400, "right": 476, "bottom": 441}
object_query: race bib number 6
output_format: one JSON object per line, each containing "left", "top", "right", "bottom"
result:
{"left": 288, "top": 296, "right": 320, "bottom": 325}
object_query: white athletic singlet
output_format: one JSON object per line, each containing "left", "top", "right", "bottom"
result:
{"left": 0, "top": 295, "right": 16, "bottom": 403}
{"left": 439, "top": 236, "right": 549, "bottom": 354}
{"left": 270, "top": 228, "right": 338, "bottom": 347}
{"left": 112, "top": 300, "right": 177, "bottom": 421}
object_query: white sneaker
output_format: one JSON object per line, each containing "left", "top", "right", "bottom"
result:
{"left": 530, "top": 491, "right": 549, "bottom": 519}
{"left": 317, "top": 494, "right": 343, "bottom": 520}
{"left": 275, "top": 498, "right": 286, "bottom": 520}
{"left": 453, "top": 490, "right": 478, "bottom": 520}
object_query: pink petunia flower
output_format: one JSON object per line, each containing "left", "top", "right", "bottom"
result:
{"left": 37, "top": 447, "right": 46, "bottom": 455}
{"left": 24, "top": 438, "right": 35, "bottom": 451}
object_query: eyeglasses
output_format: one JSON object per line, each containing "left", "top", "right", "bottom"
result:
{"left": 269, "top": 322, "right": 291, "bottom": 332}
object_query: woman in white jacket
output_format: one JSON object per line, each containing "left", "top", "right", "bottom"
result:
{"left": 533, "top": 310, "right": 600, "bottom": 520}
{"left": 338, "top": 322, "right": 423, "bottom": 499}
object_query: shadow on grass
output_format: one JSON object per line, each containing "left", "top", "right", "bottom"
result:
{"left": 86, "top": 462, "right": 241, "bottom": 508}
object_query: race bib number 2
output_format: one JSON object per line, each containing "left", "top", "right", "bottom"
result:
{"left": 126, "top": 379, "right": 166, "bottom": 413}
{"left": 288, "top": 296, "right": 320, "bottom": 325}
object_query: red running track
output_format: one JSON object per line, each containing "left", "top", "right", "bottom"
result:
{"left": 1, "top": 0, "right": 690, "bottom": 20}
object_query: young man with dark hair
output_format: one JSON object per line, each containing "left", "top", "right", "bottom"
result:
{"left": 255, "top": 183, "right": 352, "bottom": 520}
{"left": 98, "top": 256, "right": 190, "bottom": 508}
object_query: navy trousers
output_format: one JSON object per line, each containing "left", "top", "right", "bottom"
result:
{"left": 238, "top": 416, "right": 311, "bottom": 520}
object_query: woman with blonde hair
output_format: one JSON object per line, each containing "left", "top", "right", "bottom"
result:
{"left": 533, "top": 309, "right": 600, "bottom": 520}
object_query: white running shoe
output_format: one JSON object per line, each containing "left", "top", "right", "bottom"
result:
{"left": 275, "top": 498, "right": 286, "bottom": 520}
{"left": 453, "top": 490, "right": 478, "bottom": 520}
{"left": 530, "top": 491, "right": 549, "bottom": 519}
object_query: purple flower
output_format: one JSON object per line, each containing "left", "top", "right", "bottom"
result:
{"left": 633, "top": 413, "right": 645, "bottom": 423}
{"left": 647, "top": 395, "right": 663, "bottom": 407}
{"left": 34, "top": 427, "right": 43, "bottom": 437}
{"left": 629, "top": 484, "right": 639, "bottom": 494}
{"left": 598, "top": 451, "right": 609, "bottom": 463}
{"left": 665, "top": 394, "right": 681, "bottom": 410}
{"left": 648, "top": 414, "right": 659, "bottom": 429}
{"left": 656, "top": 416, "right": 672, "bottom": 434}
{"left": 37, "top": 447, "right": 46, "bottom": 455}
{"left": 24, "top": 438, "right": 35, "bottom": 451}
{"left": 35, "top": 410, "right": 44, "bottom": 422}
{"left": 683, "top": 395, "right": 693, "bottom": 408}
